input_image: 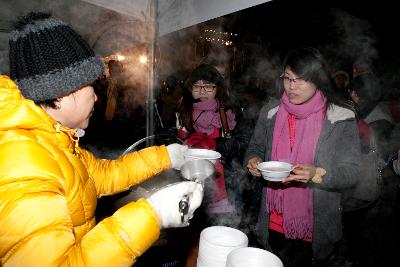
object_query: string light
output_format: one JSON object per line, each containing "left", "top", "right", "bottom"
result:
{"left": 103, "top": 54, "right": 126, "bottom": 62}
{"left": 139, "top": 54, "right": 148, "bottom": 64}
{"left": 200, "top": 28, "right": 237, "bottom": 46}
{"left": 116, "top": 55, "right": 126, "bottom": 61}
{"left": 103, "top": 53, "right": 148, "bottom": 64}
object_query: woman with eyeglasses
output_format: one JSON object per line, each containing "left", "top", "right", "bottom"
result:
{"left": 175, "top": 63, "right": 244, "bottom": 265}
{"left": 245, "top": 47, "right": 361, "bottom": 266}
{"left": 177, "top": 63, "right": 237, "bottom": 219}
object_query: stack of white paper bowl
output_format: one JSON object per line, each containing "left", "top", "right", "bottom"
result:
{"left": 197, "top": 226, "right": 248, "bottom": 267}
{"left": 226, "top": 247, "right": 283, "bottom": 267}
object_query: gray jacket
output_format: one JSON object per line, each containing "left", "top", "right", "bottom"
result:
{"left": 244, "top": 100, "right": 361, "bottom": 259}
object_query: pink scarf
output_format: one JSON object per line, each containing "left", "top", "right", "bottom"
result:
{"left": 267, "top": 90, "right": 326, "bottom": 240}
{"left": 192, "top": 99, "right": 236, "bottom": 135}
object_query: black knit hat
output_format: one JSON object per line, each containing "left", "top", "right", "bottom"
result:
{"left": 184, "top": 63, "right": 225, "bottom": 91}
{"left": 9, "top": 12, "right": 104, "bottom": 102}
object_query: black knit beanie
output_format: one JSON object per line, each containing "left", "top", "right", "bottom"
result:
{"left": 9, "top": 12, "right": 104, "bottom": 102}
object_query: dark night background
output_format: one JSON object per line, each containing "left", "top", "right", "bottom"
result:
{"left": 181, "top": 0, "right": 400, "bottom": 93}
{"left": 148, "top": 0, "right": 400, "bottom": 109}
{"left": 230, "top": 0, "right": 398, "bottom": 70}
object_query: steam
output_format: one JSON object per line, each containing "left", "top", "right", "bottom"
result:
{"left": 112, "top": 59, "right": 150, "bottom": 117}
{"left": 322, "top": 8, "right": 400, "bottom": 104}
{"left": 47, "top": 0, "right": 155, "bottom": 113}
{"left": 334, "top": 8, "right": 377, "bottom": 63}
{"left": 321, "top": 8, "right": 378, "bottom": 74}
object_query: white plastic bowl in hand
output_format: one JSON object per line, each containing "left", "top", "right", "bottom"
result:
{"left": 184, "top": 148, "right": 221, "bottom": 164}
{"left": 257, "top": 161, "right": 293, "bottom": 182}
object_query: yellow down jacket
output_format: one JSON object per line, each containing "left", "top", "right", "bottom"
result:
{"left": 0, "top": 75, "right": 171, "bottom": 266}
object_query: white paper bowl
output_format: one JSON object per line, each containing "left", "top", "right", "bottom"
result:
{"left": 257, "top": 161, "right": 293, "bottom": 182}
{"left": 227, "top": 247, "right": 283, "bottom": 267}
{"left": 184, "top": 148, "right": 221, "bottom": 164}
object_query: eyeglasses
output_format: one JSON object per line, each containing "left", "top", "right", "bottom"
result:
{"left": 280, "top": 74, "right": 306, "bottom": 86}
{"left": 192, "top": 84, "right": 216, "bottom": 93}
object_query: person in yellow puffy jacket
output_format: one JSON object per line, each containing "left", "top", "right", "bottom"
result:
{"left": 0, "top": 12, "right": 203, "bottom": 266}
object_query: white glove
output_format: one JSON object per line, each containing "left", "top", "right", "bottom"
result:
{"left": 147, "top": 181, "right": 203, "bottom": 229}
{"left": 166, "top": 143, "right": 188, "bottom": 170}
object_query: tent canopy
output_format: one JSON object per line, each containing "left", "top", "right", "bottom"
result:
{"left": 0, "top": 0, "right": 271, "bottom": 72}
{"left": 82, "top": 0, "right": 271, "bottom": 37}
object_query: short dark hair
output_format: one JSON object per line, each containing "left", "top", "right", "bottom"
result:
{"left": 35, "top": 98, "right": 59, "bottom": 109}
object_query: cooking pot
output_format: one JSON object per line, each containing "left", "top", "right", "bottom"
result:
{"left": 113, "top": 159, "right": 215, "bottom": 210}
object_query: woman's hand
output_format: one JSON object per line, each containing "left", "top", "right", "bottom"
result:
{"left": 284, "top": 163, "right": 316, "bottom": 183}
{"left": 247, "top": 156, "right": 263, "bottom": 177}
